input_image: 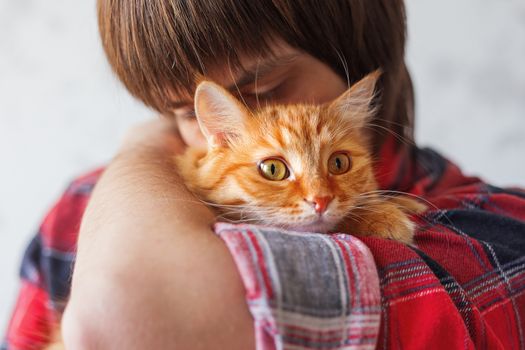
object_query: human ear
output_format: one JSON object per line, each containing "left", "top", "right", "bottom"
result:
{"left": 194, "top": 81, "right": 249, "bottom": 148}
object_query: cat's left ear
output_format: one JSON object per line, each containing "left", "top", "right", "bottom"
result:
{"left": 328, "top": 69, "right": 381, "bottom": 128}
{"left": 194, "top": 81, "right": 249, "bottom": 148}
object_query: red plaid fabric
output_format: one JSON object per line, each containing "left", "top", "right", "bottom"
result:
{"left": 216, "top": 223, "right": 381, "bottom": 349}
{"left": 3, "top": 142, "right": 525, "bottom": 349}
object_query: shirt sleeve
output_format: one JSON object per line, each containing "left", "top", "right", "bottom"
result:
{"left": 3, "top": 238, "right": 55, "bottom": 350}
{"left": 2, "top": 170, "right": 101, "bottom": 350}
{"left": 215, "top": 222, "right": 382, "bottom": 350}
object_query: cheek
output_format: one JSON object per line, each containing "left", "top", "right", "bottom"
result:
{"left": 324, "top": 176, "right": 355, "bottom": 204}
{"left": 334, "top": 171, "right": 375, "bottom": 204}
{"left": 271, "top": 184, "right": 306, "bottom": 212}
{"left": 176, "top": 116, "right": 207, "bottom": 148}
{"left": 242, "top": 175, "right": 302, "bottom": 208}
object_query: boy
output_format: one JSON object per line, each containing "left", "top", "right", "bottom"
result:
{"left": 5, "top": 1, "right": 525, "bottom": 349}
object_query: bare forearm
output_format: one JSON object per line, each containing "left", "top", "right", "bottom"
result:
{"left": 63, "top": 122, "right": 254, "bottom": 349}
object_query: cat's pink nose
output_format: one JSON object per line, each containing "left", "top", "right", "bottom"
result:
{"left": 306, "top": 196, "right": 333, "bottom": 214}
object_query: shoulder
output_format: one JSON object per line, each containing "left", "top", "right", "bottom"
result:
{"left": 361, "top": 147, "right": 525, "bottom": 348}
{"left": 412, "top": 147, "right": 525, "bottom": 223}
{"left": 374, "top": 145, "right": 525, "bottom": 298}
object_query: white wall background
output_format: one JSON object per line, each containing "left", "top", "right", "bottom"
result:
{"left": 1, "top": 0, "right": 524, "bottom": 334}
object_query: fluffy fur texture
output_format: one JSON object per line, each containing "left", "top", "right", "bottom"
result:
{"left": 43, "top": 72, "right": 423, "bottom": 350}
{"left": 177, "top": 71, "right": 425, "bottom": 243}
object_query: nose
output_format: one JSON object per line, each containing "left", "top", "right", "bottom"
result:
{"left": 305, "top": 196, "right": 334, "bottom": 214}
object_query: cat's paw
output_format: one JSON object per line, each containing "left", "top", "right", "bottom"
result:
{"left": 387, "top": 195, "right": 428, "bottom": 215}
{"left": 345, "top": 201, "right": 418, "bottom": 245}
{"left": 372, "top": 214, "right": 415, "bottom": 245}
{"left": 360, "top": 212, "right": 416, "bottom": 244}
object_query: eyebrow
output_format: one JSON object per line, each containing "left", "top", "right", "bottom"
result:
{"left": 169, "top": 53, "right": 300, "bottom": 109}
{"left": 226, "top": 53, "right": 300, "bottom": 91}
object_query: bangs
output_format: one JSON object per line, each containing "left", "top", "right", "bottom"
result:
{"left": 98, "top": 1, "right": 301, "bottom": 114}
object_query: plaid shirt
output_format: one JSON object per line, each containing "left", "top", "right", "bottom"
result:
{"left": 3, "top": 139, "right": 525, "bottom": 350}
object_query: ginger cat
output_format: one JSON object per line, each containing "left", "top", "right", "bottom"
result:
{"left": 176, "top": 71, "right": 425, "bottom": 243}
{"left": 44, "top": 71, "right": 423, "bottom": 350}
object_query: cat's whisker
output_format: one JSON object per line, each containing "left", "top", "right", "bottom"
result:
{"left": 356, "top": 190, "right": 421, "bottom": 200}
{"left": 219, "top": 217, "right": 264, "bottom": 224}
{"left": 333, "top": 47, "right": 351, "bottom": 88}
{"left": 354, "top": 190, "right": 456, "bottom": 227}
{"left": 162, "top": 198, "right": 273, "bottom": 216}
{"left": 364, "top": 122, "right": 415, "bottom": 147}
{"left": 254, "top": 58, "right": 261, "bottom": 110}
{"left": 356, "top": 190, "right": 440, "bottom": 211}
{"left": 193, "top": 199, "right": 271, "bottom": 212}
{"left": 225, "top": 55, "right": 255, "bottom": 117}
{"left": 193, "top": 201, "right": 269, "bottom": 217}
{"left": 219, "top": 208, "right": 273, "bottom": 216}
{"left": 340, "top": 211, "right": 366, "bottom": 225}
{"left": 348, "top": 205, "right": 386, "bottom": 216}
{"left": 218, "top": 206, "right": 281, "bottom": 217}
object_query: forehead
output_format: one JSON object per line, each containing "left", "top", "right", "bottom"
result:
{"left": 245, "top": 103, "right": 365, "bottom": 168}
{"left": 249, "top": 105, "right": 328, "bottom": 163}
{"left": 210, "top": 45, "right": 300, "bottom": 87}
{"left": 169, "top": 44, "right": 302, "bottom": 108}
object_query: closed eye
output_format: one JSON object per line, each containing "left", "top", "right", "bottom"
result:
{"left": 174, "top": 106, "right": 196, "bottom": 119}
{"left": 239, "top": 81, "right": 285, "bottom": 107}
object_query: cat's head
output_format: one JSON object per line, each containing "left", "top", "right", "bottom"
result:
{"left": 181, "top": 71, "right": 380, "bottom": 233}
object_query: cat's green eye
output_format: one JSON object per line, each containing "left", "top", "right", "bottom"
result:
{"left": 328, "top": 152, "right": 351, "bottom": 175}
{"left": 258, "top": 158, "right": 290, "bottom": 181}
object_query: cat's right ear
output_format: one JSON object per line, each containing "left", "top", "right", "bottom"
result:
{"left": 194, "top": 81, "right": 248, "bottom": 148}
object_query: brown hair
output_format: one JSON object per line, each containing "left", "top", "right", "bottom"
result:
{"left": 97, "top": 0, "right": 414, "bottom": 150}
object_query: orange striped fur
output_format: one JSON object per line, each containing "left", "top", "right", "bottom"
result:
{"left": 177, "top": 71, "right": 425, "bottom": 242}
{"left": 42, "top": 72, "right": 424, "bottom": 349}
